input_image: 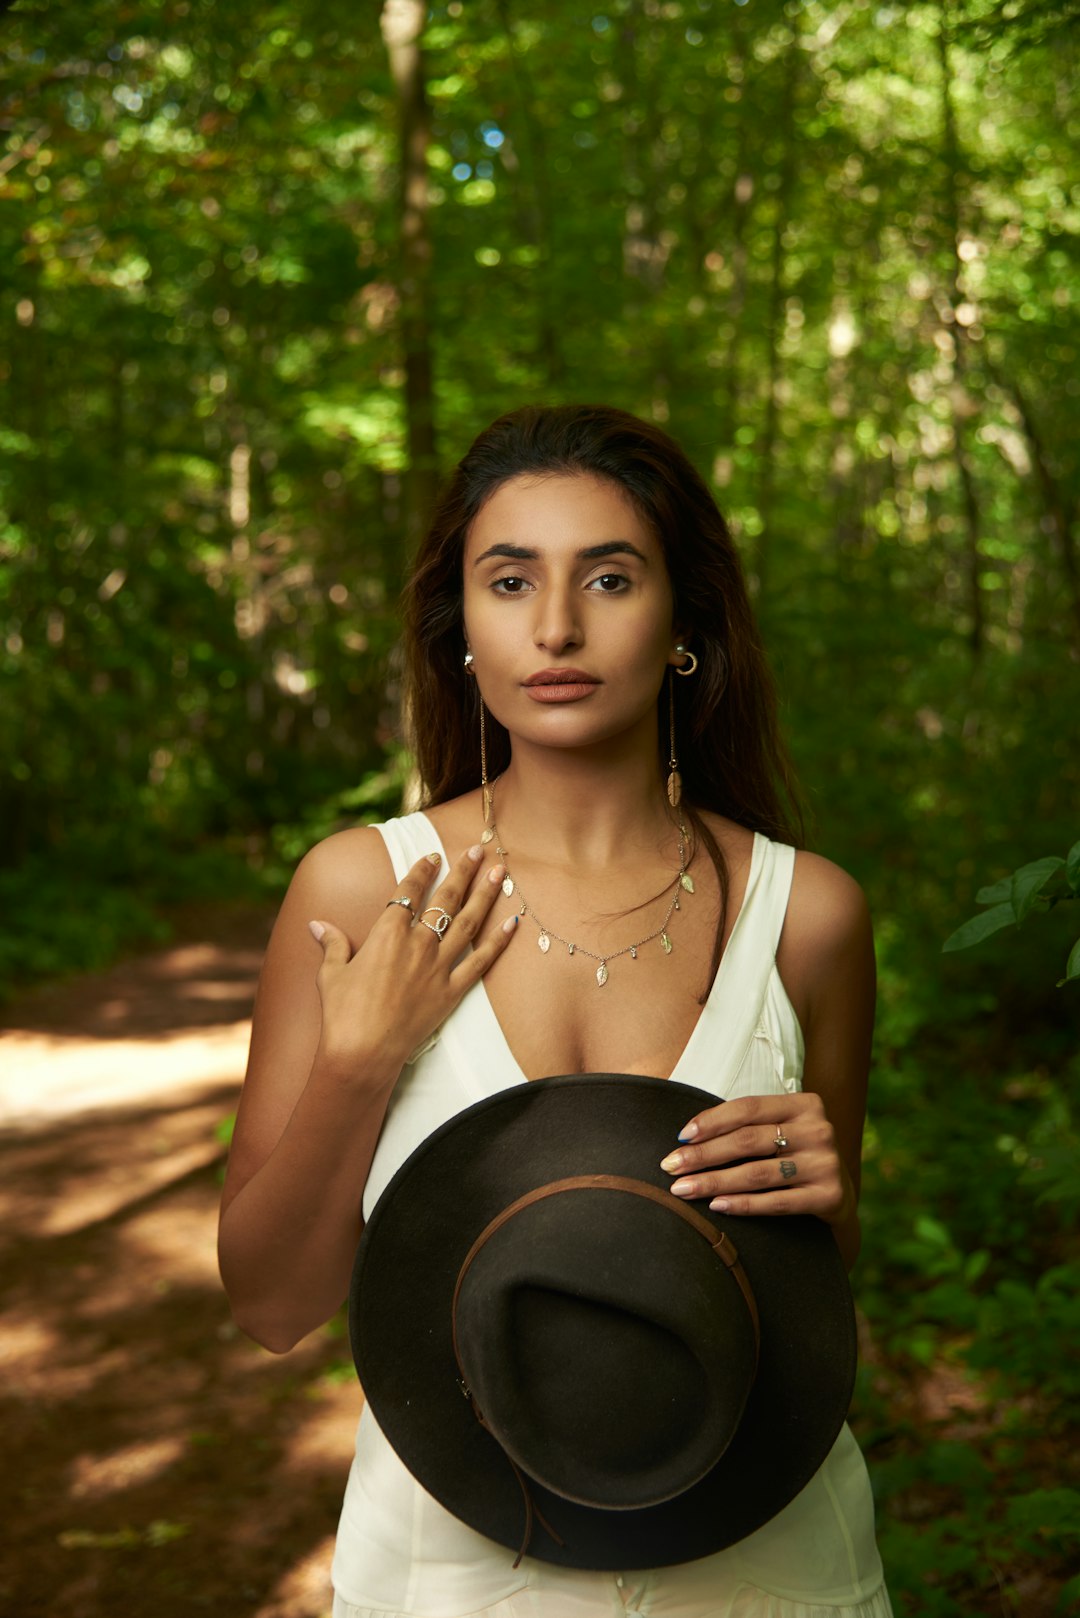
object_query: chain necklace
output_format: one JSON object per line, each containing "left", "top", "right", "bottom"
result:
{"left": 481, "top": 779, "right": 694, "bottom": 988}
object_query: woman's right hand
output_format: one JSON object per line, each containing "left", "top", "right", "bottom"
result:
{"left": 307, "top": 844, "right": 518, "bottom": 1081}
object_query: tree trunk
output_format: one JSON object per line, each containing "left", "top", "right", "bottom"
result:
{"left": 756, "top": 40, "right": 800, "bottom": 599}
{"left": 938, "top": 10, "right": 984, "bottom": 660}
{"left": 380, "top": 0, "right": 437, "bottom": 561}
{"left": 996, "top": 370, "right": 1080, "bottom": 655}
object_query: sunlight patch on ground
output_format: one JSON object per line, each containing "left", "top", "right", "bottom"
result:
{"left": 35, "top": 1135, "right": 228, "bottom": 1239}
{"left": 0, "top": 1313, "right": 63, "bottom": 1373}
{"left": 116, "top": 1196, "right": 228, "bottom": 1288}
{"left": 282, "top": 1382, "right": 364, "bottom": 1474}
{"left": 254, "top": 1533, "right": 337, "bottom": 1618}
{"left": 0, "top": 1023, "right": 250, "bottom": 1126}
{"left": 67, "top": 1435, "right": 188, "bottom": 1501}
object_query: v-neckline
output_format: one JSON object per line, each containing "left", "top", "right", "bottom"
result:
{"left": 413, "top": 811, "right": 765, "bottom": 1087}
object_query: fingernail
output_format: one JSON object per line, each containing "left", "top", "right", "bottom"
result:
{"left": 427, "top": 851, "right": 441, "bottom": 865}
{"left": 468, "top": 843, "right": 483, "bottom": 861}
{"left": 678, "top": 1121, "right": 699, "bottom": 1142}
{"left": 502, "top": 914, "right": 519, "bottom": 933}
{"left": 308, "top": 920, "right": 326, "bottom": 942}
{"left": 488, "top": 862, "right": 506, "bottom": 885}
{"left": 659, "top": 1152, "right": 683, "bottom": 1172}
{"left": 710, "top": 1198, "right": 731, "bottom": 1213}
{"left": 670, "top": 1179, "right": 696, "bottom": 1197}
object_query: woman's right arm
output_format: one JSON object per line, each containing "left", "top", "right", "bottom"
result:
{"left": 217, "top": 830, "right": 515, "bottom": 1353}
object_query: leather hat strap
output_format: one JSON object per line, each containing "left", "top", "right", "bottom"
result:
{"left": 451, "top": 1173, "right": 761, "bottom": 1382}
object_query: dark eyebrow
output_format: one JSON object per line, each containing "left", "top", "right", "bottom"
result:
{"left": 472, "top": 540, "right": 649, "bottom": 566}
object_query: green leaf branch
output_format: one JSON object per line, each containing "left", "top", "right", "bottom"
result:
{"left": 943, "top": 843, "right": 1080, "bottom": 987}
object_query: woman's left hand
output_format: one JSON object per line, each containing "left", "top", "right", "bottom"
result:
{"left": 659, "top": 1092, "right": 854, "bottom": 1226}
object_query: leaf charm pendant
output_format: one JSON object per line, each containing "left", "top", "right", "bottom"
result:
{"left": 481, "top": 827, "right": 494, "bottom": 844}
{"left": 661, "top": 933, "right": 672, "bottom": 954}
{"left": 538, "top": 932, "right": 550, "bottom": 953}
{"left": 680, "top": 872, "right": 694, "bottom": 893}
{"left": 502, "top": 875, "right": 514, "bottom": 897}
{"left": 667, "top": 769, "right": 682, "bottom": 808}
{"left": 596, "top": 961, "right": 609, "bottom": 987}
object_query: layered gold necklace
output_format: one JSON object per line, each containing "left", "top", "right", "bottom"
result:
{"left": 482, "top": 779, "right": 694, "bottom": 987}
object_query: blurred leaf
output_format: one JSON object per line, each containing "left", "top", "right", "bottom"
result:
{"left": 1067, "top": 841, "right": 1080, "bottom": 892}
{"left": 942, "top": 903, "right": 1017, "bottom": 953}
{"left": 1011, "top": 858, "right": 1066, "bottom": 923}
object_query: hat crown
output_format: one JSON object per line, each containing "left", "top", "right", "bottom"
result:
{"left": 454, "top": 1181, "right": 759, "bottom": 1509}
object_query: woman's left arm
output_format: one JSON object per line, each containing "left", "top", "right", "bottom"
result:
{"left": 661, "top": 855, "right": 875, "bottom": 1271}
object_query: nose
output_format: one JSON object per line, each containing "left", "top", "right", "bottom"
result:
{"left": 532, "top": 582, "right": 583, "bottom": 655}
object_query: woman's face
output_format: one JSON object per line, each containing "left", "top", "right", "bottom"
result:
{"left": 462, "top": 472, "right": 681, "bottom": 754}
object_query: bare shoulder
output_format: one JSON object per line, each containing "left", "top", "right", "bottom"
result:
{"left": 284, "top": 825, "right": 397, "bottom": 945}
{"left": 786, "top": 850, "right": 872, "bottom": 951}
{"left": 778, "top": 849, "right": 875, "bottom": 1032}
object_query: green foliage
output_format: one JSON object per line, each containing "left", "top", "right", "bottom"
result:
{"left": 58, "top": 1519, "right": 191, "bottom": 1551}
{"left": 967, "top": 1265, "right": 1080, "bottom": 1405}
{"left": 3, "top": 2, "right": 1079, "bottom": 1611}
{"left": 943, "top": 843, "right": 1080, "bottom": 985}
{"left": 267, "top": 751, "right": 414, "bottom": 872}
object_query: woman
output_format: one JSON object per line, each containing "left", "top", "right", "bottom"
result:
{"left": 218, "top": 405, "right": 891, "bottom": 1617}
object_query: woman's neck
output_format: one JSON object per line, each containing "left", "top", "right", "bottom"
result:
{"left": 489, "top": 743, "right": 678, "bottom": 870}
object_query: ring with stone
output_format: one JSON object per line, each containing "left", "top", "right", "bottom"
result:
{"left": 385, "top": 896, "right": 414, "bottom": 913}
{"left": 773, "top": 1127, "right": 790, "bottom": 1155}
{"left": 419, "top": 905, "right": 453, "bottom": 939}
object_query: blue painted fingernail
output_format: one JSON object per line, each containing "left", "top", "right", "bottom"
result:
{"left": 678, "top": 1121, "right": 699, "bottom": 1141}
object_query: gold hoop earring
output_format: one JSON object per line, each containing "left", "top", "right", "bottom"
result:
{"left": 666, "top": 668, "right": 682, "bottom": 808}
{"left": 674, "top": 645, "right": 699, "bottom": 677}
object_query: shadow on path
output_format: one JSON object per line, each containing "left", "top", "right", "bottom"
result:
{"left": 3, "top": 908, "right": 361, "bottom": 1618}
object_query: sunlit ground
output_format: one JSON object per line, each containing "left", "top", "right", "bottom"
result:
{"left": 2, "top": 920, "right": 361, "bottom": 1618}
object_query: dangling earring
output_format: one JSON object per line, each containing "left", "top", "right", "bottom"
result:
{"left": 480, "top": 697, "right": 494, "bottom": 834}
{"left": 674, "top": 643, "right": 699, "bottom": 677}
{"left": 666, "top": 667, "right": 682, "bottom": 808}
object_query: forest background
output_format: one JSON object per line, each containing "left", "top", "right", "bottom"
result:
{"left": 3, "top": 0, "right": 1079, "bottom": 1612}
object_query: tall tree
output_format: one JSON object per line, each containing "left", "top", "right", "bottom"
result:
{"left": 380, "top": 0, "right": 437, "bottom": 560}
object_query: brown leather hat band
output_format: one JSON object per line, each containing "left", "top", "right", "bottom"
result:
{"left": 451, "top": 1173, "right": 761, "bottom": 1395}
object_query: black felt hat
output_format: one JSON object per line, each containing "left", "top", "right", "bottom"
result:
{"left": 349, "top": 1074, "right": 856, "bottom": 1571}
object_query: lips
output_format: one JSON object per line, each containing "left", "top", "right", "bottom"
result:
{"left": 522, "top": 668, "right": 603, "bottom": 704}
{"left": 523, "top": 669, "right": 601, "bottom": 687}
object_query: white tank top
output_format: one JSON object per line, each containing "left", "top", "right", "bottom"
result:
{"left": 331, "top": 812, "right": 890, "bottom": 1618}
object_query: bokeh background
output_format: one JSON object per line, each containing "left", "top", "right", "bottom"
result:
{"left": 2, "top": 0, "right": 1079, "bottom": 1613}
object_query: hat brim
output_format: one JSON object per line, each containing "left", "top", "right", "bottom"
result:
{"left": 350, "top": 1074, "right": 856, "bottom": 1571}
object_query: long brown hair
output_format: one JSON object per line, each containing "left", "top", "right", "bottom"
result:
{"left": 401, "top": 405, "right": 805, "bottom": 991}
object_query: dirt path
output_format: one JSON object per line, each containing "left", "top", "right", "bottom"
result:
{"left": 2, "top": 907, "right": 363, "bottom": 1618}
